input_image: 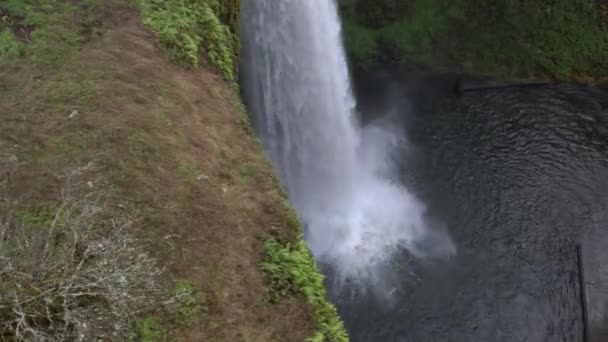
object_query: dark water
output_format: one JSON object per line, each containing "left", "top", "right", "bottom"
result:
{"left": 335, "top": 68, "right": 608, "bottom": 342}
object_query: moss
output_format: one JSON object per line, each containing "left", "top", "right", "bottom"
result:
{"left": 137, "top": 0, "right": 238, "bottom": 79}
{"left": 262, "top": 238, "right": 348, "bottom": 342}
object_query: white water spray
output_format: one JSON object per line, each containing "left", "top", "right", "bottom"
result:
{"left": 240, "top": 0, "right": 454, "bottom": 281}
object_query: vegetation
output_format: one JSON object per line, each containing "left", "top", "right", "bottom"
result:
{"left": 0, "top": 30, "right": 22, "bottom": 61}
{"left": 133, "top": 317, "right": 165, "bottom": 342}
{"left": 339, "top": 0, "right": 608, "bottom": 81}
{"left": 172, "top": 280, "right": 206, "bottom": 325}
{"left": 0, "top": 0, "right": 110, "bottom": 71}
{"left": 262, "top": 238, "right": 349, "bottom": 342}
{"left": 138, "top": 0, "right": 239, "bottom": 79}
{"left": 0, "top": 163, "right": 164, "bottom": 340}
{"left": 0, "top": 0, "right": 348, "bottom": 340}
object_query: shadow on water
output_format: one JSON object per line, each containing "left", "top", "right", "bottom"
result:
{"left": 334, "top": 67, "right": 608, "bottom": 342}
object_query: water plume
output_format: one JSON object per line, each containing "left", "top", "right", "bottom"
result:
{"left": 240, "top": 0, "right": 455, "bottom": 284}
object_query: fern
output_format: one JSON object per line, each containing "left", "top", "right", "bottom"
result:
{"left": 262, "top": 238, "right": 348, "bottom": 342}
{"left": 138, "top": 0, "right": 237, "bottom": 79}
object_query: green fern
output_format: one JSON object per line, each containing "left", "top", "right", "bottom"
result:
{"left": 138, "top": 0, "right": 237, "bottom": 79}
{"left": 262, "top": 238, "right": 348, "bottom": 342}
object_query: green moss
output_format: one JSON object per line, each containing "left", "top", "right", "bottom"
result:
{"left": 138, "top": 0, "right": 238, "bottom": 79}
{"left": 261, "top": 238, "right": 348, "bottom": 342}
{"left": 133, "top": 317, "right": 165, "bottom": 342}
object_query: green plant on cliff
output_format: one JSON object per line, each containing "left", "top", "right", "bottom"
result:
{"left": 138, "top": 0, "right": 237, "bottom": 79}
{"left": 262, "top": 238, "right": 348, "bottom": 342}
{"left": 0, "top": 30, "right": 22, "bottom": 61}
{"left": 339, "top": 0, "right": 608, "bottom": 80}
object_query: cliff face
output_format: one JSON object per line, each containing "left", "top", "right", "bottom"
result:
{"left": 339, "top": 0, "right": 608, "bottom": 82}
{"left": 0, "top": 1, "right": 345, "bottom": 341}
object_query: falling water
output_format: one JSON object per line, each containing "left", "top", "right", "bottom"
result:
{"left": 240, "top": 0, "right": 454, "bottom": 281}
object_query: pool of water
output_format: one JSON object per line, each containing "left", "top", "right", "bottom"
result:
{"left": 334, "top": 68, "right": 608, "bottom": 342}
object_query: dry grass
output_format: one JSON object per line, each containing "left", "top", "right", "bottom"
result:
{"left": 0, "top": 160, "right": 164, "bottom": 341}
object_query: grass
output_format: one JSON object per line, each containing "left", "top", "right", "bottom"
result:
{"left": 133, "top": 317, "right": 165, "bottom": 342}
{"left": 237, "top": 162, "right": 255, "bottom": 181}
{"left": 130, "top": 280, "right": 208, "bottom": 340}
{"left": 0, "top": 174, "right": 165, "bottom": 340}
{"left": 172, "top": 279, "right": 206, "bottom": 325}
{"left": 0, "top": 0, "right": 349, "bottom": 340}
{"left": 0, "top": 30, "right": 22, "bottom": 62}
{"left": 0, "top": 0, "right": 28, "bottom": 17}
{"left": 137, "top": 0, "right": 238, "bottom": 79}
{"left": 13, "top": 205, "right": 60, "bottom": 230}
{"left": 0, "top": 0, "right": 110, "bottom": 72}
{"left": 340, "top": 0, "right": 608, "bottom": 81}
{"left": 262, "top": 238, "right": 348, "bottom": 342}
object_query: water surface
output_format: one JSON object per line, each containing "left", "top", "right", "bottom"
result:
{"left": 339, "top": 69, "right": 608, "bottom": 341}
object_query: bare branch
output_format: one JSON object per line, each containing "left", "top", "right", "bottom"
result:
{"left": 0, "top": 163, "right": 165, "bottom": 341}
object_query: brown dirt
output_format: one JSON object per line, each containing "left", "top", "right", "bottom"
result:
{"left": 0, "top": 4, "right": 315, "bottom": 342}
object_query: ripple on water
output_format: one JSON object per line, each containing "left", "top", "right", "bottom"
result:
{"left": 340, "top": 77, "right": 608, "bottom": 341}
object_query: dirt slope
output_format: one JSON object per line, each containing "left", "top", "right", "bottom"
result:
{"left": 1, "top": 3, "right": 318, "bottom": 341}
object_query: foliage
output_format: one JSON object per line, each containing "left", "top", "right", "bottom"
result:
{"left": 342, "top": 19, "right": 378, "bottom": 69}
{"left": 0, "top": 0, "right": 107, "bottom": 69}
{"left": 133, "top": 317, "right": 165, "bottom": 342}
{"left": 0, "top": 0, "right": 28, "bottom": 18}
{"left": 172, "top": 279, "right": 206, "bottom": 324}
{"left": 0, "top": 29, "right": 22, "bottom": 61}
{"left": 339, "top": 0, "right": 608, "bottom": 80}
{"left": 261, "top": 238, "right": 348, "bottom": 342}
{"left": 138, "top": 0, "right": 237, "bottom": 79}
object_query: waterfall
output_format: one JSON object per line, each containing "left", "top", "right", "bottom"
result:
{"left": 240, "top": 0, "right": 454, "bottom": 281}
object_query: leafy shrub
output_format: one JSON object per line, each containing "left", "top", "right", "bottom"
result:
{"left": 340, "top": 0, "right": 608, "bottom": 80}
{"left": 342, "top": 20, "right": 378, "bottom": 69}
{"left": 139, "top": 0, "right": 237, "bottom": 79}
